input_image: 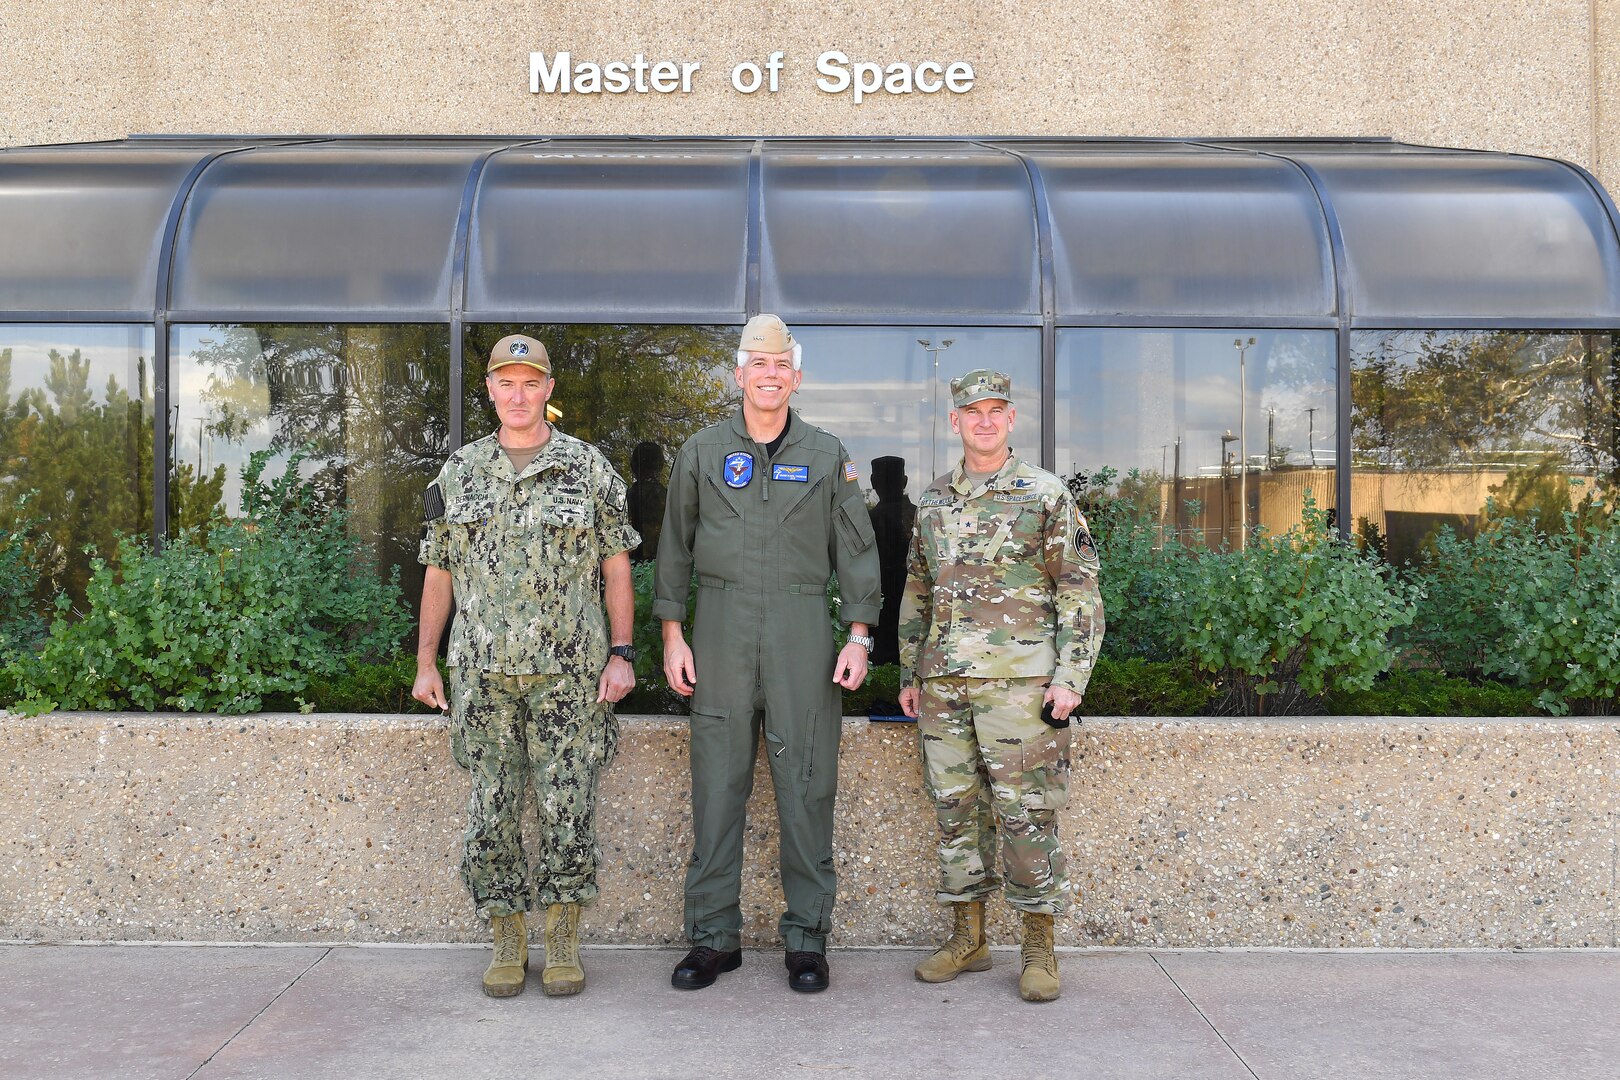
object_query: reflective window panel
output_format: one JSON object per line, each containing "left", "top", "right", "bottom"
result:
{"left": 169, "top": 324, "right": 451, "bottom": 609}
{"left": 792, "top": 326, "right": 1040, "bottom": 665}
{"left": 1351, "top": 329, "right": 1619, "bottom": 565}
{"left": 0, "top": 324, "right": 154, "bottom": 607}
{"left": 1057, "top": 329, "right": 1337, "bottom": 548}
{"left": 462, "top": 325, "right": 741, "bottom": 561}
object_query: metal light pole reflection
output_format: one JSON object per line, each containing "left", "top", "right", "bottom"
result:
{"left": 1234, "top": 336, "right": 1256, "bottom": 550}
{"left": 919, "top": 338, "right": 954, "bottom": 479}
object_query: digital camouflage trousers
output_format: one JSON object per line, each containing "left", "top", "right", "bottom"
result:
{"left": 916, "top": 675, "right": 1072, "bottom": 914}
{"left": 450, "top": 667, "right": 617, "bottom": 917}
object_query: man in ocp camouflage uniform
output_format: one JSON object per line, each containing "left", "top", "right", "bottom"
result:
{"left": 413, "top": 334, "right": 640, "bottom": 999}
{"left": 898, "top": 369, "right": 1104, "bottom": 1003}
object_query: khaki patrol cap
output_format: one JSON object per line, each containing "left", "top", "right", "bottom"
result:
{"left": 487, "top": 334, "right": 552, "bottom": 375}
{"left": 950, "top": 369, "right": 1014, "bottom": 409}
{"left": 739, "top": 314, "right": 795, "bottom": 355}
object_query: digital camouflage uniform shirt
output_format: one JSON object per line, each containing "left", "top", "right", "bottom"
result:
{"left": 419, "top": 429, "right": 640, "bottom": 678}
{"left": 419, "top": 428, "right": 639, "bottom": 916}
{"left": 898, "top": 453, "right": 1103, "bottom": 691}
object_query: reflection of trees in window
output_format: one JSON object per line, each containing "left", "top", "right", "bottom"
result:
{"left": 0, "top": 344, "right": 152, "bottom": 607}
{"left": 462, "top": 324, "right": 738, "bottom": 479}
{"left": 180, "top": 324, "right": 451, "bottom": 609}
{"left": 1352, "top": 330, "right": 1619, "bottom": 490}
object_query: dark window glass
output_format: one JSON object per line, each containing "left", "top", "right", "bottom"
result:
{"left": 1057, "top": 329, "right": 1337, "bottom": 549}
{"left": 0, "top": 148, "right": 209, "bottom": 314}
{"left": 169, "top": 324, "right": 451, "bottom": 610}
{"left": 0, "top": 325, "right": 154, "bottom": 606}
{"left": 1296, "top": 152, "right": 1620, "bottom": 320}
{"left": 1031, "top": 147, "right": 1335, "bottom": 318}
{"left": 468, "top": 146, "right": 750, "bottom": 317}
{"left": 171, "top": 145, "right": 486, "bottom": 313}
{"left": 462, "top": 325, "right": 741, "bottom": 559}
{"left": 1351, "top": 330, "right": 1619, "bottom": 565}
{"left": 791, "top": 326, "right": 1040, "bottom": 666}
{"left": 761, "top": 145, "right": 1040, "bottom": 315}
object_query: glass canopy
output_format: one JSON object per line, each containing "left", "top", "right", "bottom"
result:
{"left": 0, "top": 136, "right": 1616, "bottom": 328}
{"left": 467, "top": 143, "right": 750, "bottom": 320}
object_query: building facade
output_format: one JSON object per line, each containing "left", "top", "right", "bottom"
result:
{"left": 2, "top": 4, "right": 1619, "bottom": 614}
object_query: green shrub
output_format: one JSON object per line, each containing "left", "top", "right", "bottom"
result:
{"left": 1321, "top": 669, "right": 1543, "bottom": 717}
{"left": 7, "top": 451, "right": 412, "bottom": 715}
{"left": 1077, "top": 657, "right": 1216, "bottom": 716}
{"left": 1169, "top": 496, "right": 1417, "bottom": 715}
{"left": 265, "top": 655, "right": 440, "bottom": 714}
{"left": 1479, "top": 507, "right": 1620, "bottom": 715}
{"left": 0, "top": 499, "right": 47, "bottom": 664}
{"left": 1069, "top": 467, "right": 1185, "bottom": 663}
{"left": 1401, "top": 523, "right": 1510, "bottom": 678}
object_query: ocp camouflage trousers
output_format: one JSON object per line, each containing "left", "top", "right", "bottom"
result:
{"left": 916, "top": 675, "right": 1071, "bottom": 914}
{"left": 450, "top": 667, "right": 616, "bottom": 917}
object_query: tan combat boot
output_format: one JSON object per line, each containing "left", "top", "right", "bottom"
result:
{"left": 914, "top": 900, "right": 992, "bottom": 983}
{"left": 542, "top": 902, "right": 586, "bottom": 997}
{"left": 1018, "top": 910, "right": 1060, "bottom": 1002}
{"left": 483, "top": 911, "right": 528, "bottom": 998}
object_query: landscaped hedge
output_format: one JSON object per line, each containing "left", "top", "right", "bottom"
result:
{"left": 0, "top": 458, "right": 1613, "bottom": 718}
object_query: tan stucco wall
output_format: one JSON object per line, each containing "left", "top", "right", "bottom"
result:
{"left": 3, "top": 1, "right": 1617, "bottom": 190}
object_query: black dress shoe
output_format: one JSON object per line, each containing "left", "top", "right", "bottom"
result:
{"left": 785, "top": 950, "right": 830, "bottom": 993}
{"left": 671, "top": 946, "right": 742, "bottom": 990}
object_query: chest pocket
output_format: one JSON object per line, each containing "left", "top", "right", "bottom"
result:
{"left": 535, "top": 495, "right": 596, "bottom": 565}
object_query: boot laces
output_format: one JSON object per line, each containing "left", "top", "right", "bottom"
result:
{"left": 1022, "top": 917, "right": 1055, "bottom": 973}
{"left": 494, "top": 920, "right": 523, "bottom": 965}
{"left": 547, "top": 909, "right": 579, "bottom": 966}
{"left": 947, "top": 906, "right": 979, "bottom": 960}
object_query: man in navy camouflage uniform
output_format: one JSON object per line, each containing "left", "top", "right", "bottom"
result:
{"left": 899, "top": 369, "right": 1104, "bottom": 1003}
{"left": 414, "top": 334, "right": 640, "bottom": 999}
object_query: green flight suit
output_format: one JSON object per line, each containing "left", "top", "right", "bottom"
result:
{"left": 653, "top": 408, "right": 883, "bottom": 954}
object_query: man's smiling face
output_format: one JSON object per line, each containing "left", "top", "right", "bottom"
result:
{"left": 736, "top": 350, "right": 801, "bottom": 414}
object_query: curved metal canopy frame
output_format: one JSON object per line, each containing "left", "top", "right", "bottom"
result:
{"left": 3, "top": 134, "right": 1618, "bottom": 541}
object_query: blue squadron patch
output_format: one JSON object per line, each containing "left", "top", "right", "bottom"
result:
{"left": 724, "top": 451, "right": 754, "bottom": 488}
{"left": 510, "top": 340, "right": 530, "bottom": 356}
{"left": 771, "top": 463, "right": 809, "bottom": 482}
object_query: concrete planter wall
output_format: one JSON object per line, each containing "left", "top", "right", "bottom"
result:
{"left": 2, "top": 713, "right": 1615, "bottom": 948}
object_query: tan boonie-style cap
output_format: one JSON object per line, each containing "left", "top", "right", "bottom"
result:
{"left": 487, "top": 334, "right": 552, "bottom": 375}
{"left": 739, "top": 314, "right": 795, "bottom": 355}
{"left": 950, "top": 369, "right": 1014, "bottom": 409}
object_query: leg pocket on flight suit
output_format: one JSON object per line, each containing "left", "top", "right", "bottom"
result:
{"left": 687, "top": 707, "right": 731, "bottom": 790}
{"left": 1019, "top": 726, "right": 1072, "bottom": 812}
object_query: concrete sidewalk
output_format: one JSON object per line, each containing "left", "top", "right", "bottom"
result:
{"left": 3, "top": 945, "right": 1617, "bottom": 1080}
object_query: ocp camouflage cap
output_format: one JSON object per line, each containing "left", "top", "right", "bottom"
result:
{"left": 950, "top": 369, "right": 1013, "bottom": 408}
{"left": 487, "top": 334, "right": 552, "bottom": 375}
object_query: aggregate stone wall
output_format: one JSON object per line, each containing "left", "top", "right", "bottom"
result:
{"left": 1, "top": 713, "right": 1615, "bottom": 948}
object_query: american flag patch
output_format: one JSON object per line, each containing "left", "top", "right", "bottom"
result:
{"left": 844, "top": 461, "right": 858, "bottom": 482}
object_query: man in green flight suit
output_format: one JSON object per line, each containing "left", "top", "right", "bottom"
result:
{"left": 414, "top": 334, "right": 640, "bottom": 999}
{"left": 654, "top": 314, "right": 883, "bottom": 993}
{"left": 898, "top": 369, "right": 1104, "bottom": 1003}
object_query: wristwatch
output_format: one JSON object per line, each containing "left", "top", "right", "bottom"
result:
{"left": 847, "top": 633, "right": 874, "bottom": 651}
{"left": 610, "top": 644, "right": 638, "bottom": 663}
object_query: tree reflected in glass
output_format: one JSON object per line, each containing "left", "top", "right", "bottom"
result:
{"left": 172, "top": 324, "right": 451, "bottom": 616}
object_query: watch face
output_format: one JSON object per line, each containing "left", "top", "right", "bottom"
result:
{"left": 612, "top": 645, "right": 637, "bottom": 662}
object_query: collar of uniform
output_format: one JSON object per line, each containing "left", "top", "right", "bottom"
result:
{"left": 729, "top": 406, "right": 804, "bottom": 451}
{"left": 949, "top": 451, "right": 1021, "bottom": 496}
{"left": 484, "top": 426, "right": 569, "bottom": 483}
